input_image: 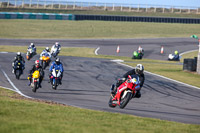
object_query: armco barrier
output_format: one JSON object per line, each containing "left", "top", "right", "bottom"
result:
{"left": 0, "top": 12, "right": 75, "bottom": 20}
{"left": 74, "top": 14, "right": 200, "bottom": 24}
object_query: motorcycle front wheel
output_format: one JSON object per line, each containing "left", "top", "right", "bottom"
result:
{"left": 108, "top": 96, "right": 116, "bottom": 108}
{"left": 119, "top": 92, "right": 132, "bottom": 109}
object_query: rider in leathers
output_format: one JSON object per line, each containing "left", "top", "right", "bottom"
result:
{"left": 28, "top": 60, "right": 44, "bottom": 88}
{"left": 12, "top": 52, "right": 25, "bottom": 73}
{"left": 27, "top": 43, "right": 37, "bottom": 55}
{"left": 49, "top": 58, "right": 64, "bottom": 85}
{"left": 111, "top": 64, "right": 145, "bottom": 98}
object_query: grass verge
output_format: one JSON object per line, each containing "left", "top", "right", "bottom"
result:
{"left": 0, "top": 87, "right": 200, "bottom": 133}
{"left": 0, "top": 20, "right": 200, "bottom": 39}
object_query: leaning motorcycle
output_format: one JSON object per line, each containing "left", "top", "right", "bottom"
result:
{"left": 26, "top": 48, "right": 36, "bottom": 60}
{"left": 50, "top": 68, "right": 62, "bottom": 90}
{"left": 168, "top": 54, "right": 180, "bottom": 61}
{"left": 28, "top": 70, "right": 40, "bottom": 92}
{"left": 51, "top": 47, "right": 60, "bottom": 58}
{"left": 13, "top": 60, "right": 23, "bottom": 80}
{"left": 40, "top": 53, "right": 51, "bottom": 69}
{"left": 132, "top": 51, "right": 143, "bottom": 59}
{"left": 108, "top": 75, "right": 139, "bottom": 109}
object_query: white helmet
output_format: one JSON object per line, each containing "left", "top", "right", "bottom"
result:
{"left": 45, "top": 47, "right": 49, "bottom": 51}
{"left": 55, "top": 42, "right": 59, "bottom": 46}
{"left": 17, "top": 52, "right": 21, "bottom": 56}
{"left": 136, "top": 64, "right": 144, "bottom": 74}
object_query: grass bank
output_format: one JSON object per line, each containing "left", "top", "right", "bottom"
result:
{"left": 0, "top": 20, "right": 200, "bottom": 39}
{"left": 0, "top": 88, "right": 199, "bottom": 133}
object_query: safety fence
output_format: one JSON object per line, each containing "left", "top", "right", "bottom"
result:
{"left": 0, "top": 12, "right": 75, "bottom": 20}
{"left": 1, "top": 12, "right": 200, "bottom": 24}
{"left": 0, "top": 0, "right": 200, "bottom": 14}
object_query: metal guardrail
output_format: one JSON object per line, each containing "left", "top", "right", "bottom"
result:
{"left": 0, "top": 0, "right": 200, "bottom": 14}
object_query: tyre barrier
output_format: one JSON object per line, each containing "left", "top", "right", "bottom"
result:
{"left": 0, "top": 12, "right": 75, "bottom": 20}
{"left": 183, "top": 57, "right": 197, "bottom": 71}
{"left": 75, "top": 14, "right": 200, "bottom": 24}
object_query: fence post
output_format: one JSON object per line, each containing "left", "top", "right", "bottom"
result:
{"left": 37, "top": 0, "right": 39, "bottom": 8}
{"left": 112, "top": 3, "right": 114, "bottom": 11}
{"left": 146, "top": 5, "right": 148, "bottom": 12}
{"left": 73, "top": 1, "right": 75, "bottom": 9}
{"left": 163, "top": 6, "right": 165, "bottom": 13}
{"left": 59, "top": 2, "right": 61, "bottom": 9}
{"left": 7, "top": 0, "right": 9, "bottom": 7}
{"left": 29, "top": 0, "right": 32, "bottom": 8}
{"left": 51, "top": 0, "right": 53, "bottom": 9}
{"left": 129, "top": 5, "right": 131, "bottom": 12}
{"left": 22, "top": 0, "right": 24, "bottom": 8}
{"left": 137, "top": 4, "right": 140, "bottom": 12}
{"left": 188, "top": 8, "right": 190, "bottom": 13}
{"left": 180, "top": 8, "right": 181, "bottom": 13}
{"left": 154, "top": 6, "right": 156, "bottom": 13}
{"left": 104, "top": 3, "right": 106, "bottom": 10}
{"left": 120, "top": 4, "right": 122, "bottom": 11}
{"left": 65, "top": 2, "right": 67, "bottom": 9}
{"left": 15, "top": 0, "right": 17, "bottom": 8}
{"left": 171, "top": 6, "right": 174, "bottom": 13}
{"left": 44, "top": 0, "right": 46, "bottom": 8}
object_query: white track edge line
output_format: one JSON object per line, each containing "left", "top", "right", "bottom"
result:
{"left": 1, "top": 68, "right": 33, "bottom": 99}
{"left": 95, "top": 47, "right": 100, "bottom": 55}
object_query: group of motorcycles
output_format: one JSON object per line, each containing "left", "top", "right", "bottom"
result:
{"left": 13, "top": 45, "right": 62, "bottom": 92}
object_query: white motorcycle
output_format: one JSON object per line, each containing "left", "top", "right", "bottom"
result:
{"left": 168, "top": 54, "right": 181, "bottom": 61}
{"left": 51, "top": 47, "right": 60, "bottom": 58}
{"left": 26, "top": 48, "right": 36, "bottom": 60}
{"left": 50, "top": 68, "right": 62, "bottom": 90}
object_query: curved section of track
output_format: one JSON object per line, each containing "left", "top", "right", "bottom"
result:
{"left": 0, "top": 38, "right": 200, "bottom": 124}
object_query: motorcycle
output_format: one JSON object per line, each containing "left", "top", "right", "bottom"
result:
{"left": 108, "top": 75, "right": 139, "bottom": 109}
{"left": 50, "top": 68, "right": 62, "bottom": 90}
{"left": 40, "top": 52, "right": 51, "bottom": 69}
{"left": 132, "top": 50, "right": 143, "bottom": 59}
{"left": 28, "top": 70, "right": 40, "bottom": 92}
{"left": 51, "top": 47, "right": 60, "bottom": 58}
{"left": 13, "top": 60, "right": 24, "bottom": 80}
{"left": 168, "top": 54, "right": 180, "bottom": 61}
{"left": 26, "top": 48, "right": 36, "bottom": 60}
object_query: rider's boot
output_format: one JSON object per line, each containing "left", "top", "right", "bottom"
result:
{"left": 110, "top": 84, "right": 116, "bottom": 97}
{"left": 12, "top": 69, "right": 15, "bottom": 74}
{"left": 135, "top": 90, "right": 141, "bottom": 98}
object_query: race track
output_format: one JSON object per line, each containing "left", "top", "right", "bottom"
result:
{"left": 0, "top": 38, "right": 200, "bottom": 124}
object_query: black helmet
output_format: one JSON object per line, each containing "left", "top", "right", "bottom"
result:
{"left": 135, "top": 64, "right": 144, "bottom": 74}
{"left": 55, "top": 58, "right": 60, "bottom": 64}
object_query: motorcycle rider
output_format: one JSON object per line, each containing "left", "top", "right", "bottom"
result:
{"left": 49, "top": 58, "right": 64, "bottom": 85}
{"left": 28, "top": 60, "right": 44, "bottom": 88}
{"left": 40, "top": 47, "right": 51, "bottom": 57}
{"left": 110, "top": 64, "right": 145, "bottom": 98}
{"left": 27, "top": 43, "right": 37, "bottom": 55}
{"left": 51, "top": 42, "right": 61, "bottom": 56}
{"left": 12, "top": 52, "right": 25, "bottom": 73}
{"left": 174, "top": 50, "right": 179, "bottom": 59}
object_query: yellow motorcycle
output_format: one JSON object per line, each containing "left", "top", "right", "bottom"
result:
{"left": 28, "top": 70, "right": 40, "bottom": 92}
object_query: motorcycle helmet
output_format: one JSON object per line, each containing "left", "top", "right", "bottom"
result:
{"left": 35, "top": 60, "right": 40, "bottom": 68}
{"left": 55, "top": 58, "right": 60, "bottom": 65}
{"left": 17, "top": 52, "right": 21, "bottom": 56}
{"left": 30, "top": 43, "right": 35, "bottom": 47}
{"left": 174, "top": 50, "right": 179, "bottom": 55}
{"left": 135, "top": 64, "right": 144, "bottom": 74}
{"left": 45, "top": 47, "right": 50, "bottom": 52}
{"left": 55, "top": 42, "right": 59, "bottom": 46}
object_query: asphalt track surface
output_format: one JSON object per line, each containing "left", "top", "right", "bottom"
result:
{"left": 0, "top": 38, "right": 200, "bottom": 124}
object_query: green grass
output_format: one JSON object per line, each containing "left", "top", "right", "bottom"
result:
{"left": 0, "top": 88, "right": 200, "bottom": 133}
{"left": 1, "top": 8, "right": 200, "bottom": 18}
{"left": 0, "top": 20, "right": 200, "bottom": 39}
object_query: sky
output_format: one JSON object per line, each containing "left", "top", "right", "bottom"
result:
{"left": 70, "top": 0, "right": 200, "bottom": 7}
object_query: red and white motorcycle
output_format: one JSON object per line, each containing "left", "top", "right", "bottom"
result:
{"left": 108, "top": 75, "right": 140, "bottom": 109}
